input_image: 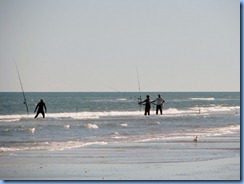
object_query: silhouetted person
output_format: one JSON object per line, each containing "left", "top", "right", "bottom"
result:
{"left": 151, "top": 94, "right": 165, "bottom": 115}
{"left": 139, "top": 95, "right": 151, "bottom": 116}
{"left": 34, "top": 99, "right": 47, "bottom": 118}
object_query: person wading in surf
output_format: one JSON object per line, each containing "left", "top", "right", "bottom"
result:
{"left": 151, "top": 94, "right": 165, "bottom": 115}
{"left": 34, "top": 99, "right": 47, "bottom": 118}
{"left": 138, "top": 95, "right": 151, "bottom": 116}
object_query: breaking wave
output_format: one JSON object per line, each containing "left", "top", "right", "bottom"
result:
{"left": 0, "top": 105, "right": 239, "bottom": 123}
{"left": 0, "top": 141, "right": 108, "bottom": 152}
{"left": 189, "top": 98, "right": 215, "bottom": 101}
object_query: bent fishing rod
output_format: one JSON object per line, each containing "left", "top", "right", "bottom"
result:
{"left": 136, "top": 67, "right": 142, "bottom": 111}
{"left": 14, "top": 62, "right": 29, "bottom": 115}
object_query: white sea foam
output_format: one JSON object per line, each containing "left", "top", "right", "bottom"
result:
{"left": 83, "top": 123, "right": 99, "bottom": 129}
{"left": 0, "top": 124, "right": 239, "bottom": 152}
{"left": 191, "top": 106, "right": 240, "bottom": 115}
{"left": 0, "top": 105, "right": 239, "bottom": 123}
{"left": 1, "top": 119, "right": 19, "bottom": 122}
{"left": 111, "top": 131, "right": 120, "bottom": 135}
{"left": 136, "top": 124, "right": 240, "bottom": 143}
{"left": 119, "top": 123, "right": 128, "bottom": 127}
{"left": 27, "top": 128, "right": 35, "bottom": 134}
{"left": 0, "top": 141, "right": 108, "bottom": 152}
{"left": 0, "top": 114, "right": 29, "bottom": 122}
{"left": 163, "top": 106, "right": 240, "bottom": 116}
{"left": 48, "top": 141, "right": 107, "bottom": 151}
{"left": 204, "top": 125, "right": 240, "bottom": 136}
{"left": 149, "top": 121, "right": 160, "bottom": 125}
{"left": 110, "top": 131, "right": 127, "bottom": 139}
{"left": 64, "top": 125, "right": 70, "bottom": 129}
{"left": 189, "top": 98, "right": 215, "bottom": 101}
{"left": 116, "top": 98, "right": 127, "bottom": 101}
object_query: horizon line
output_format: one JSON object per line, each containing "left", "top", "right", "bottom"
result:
{"left": 0, "top": 91, "right": 240, "bottom": 93}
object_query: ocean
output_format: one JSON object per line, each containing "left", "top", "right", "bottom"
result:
{"left": 0, "top": 92, "right": 240, "bottom": 163}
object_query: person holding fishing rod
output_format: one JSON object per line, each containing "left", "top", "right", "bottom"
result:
{"left": 34, "top": 99, "right": 47, "bottom": 118}
{"left": 151, "top": 94, "right": 165, "bottom": 115}
{"left": 138, "top": 95, "right": 151, "bottom": 116}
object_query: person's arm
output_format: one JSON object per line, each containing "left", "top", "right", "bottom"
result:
{"left": 138, "top": 99, "right": 146, "bottom": 104}
{"left": 44, "top": 103, "right": 47, "bottom": 112}
{"left": 34, "top": 103, "right": 38, "bottom": 113}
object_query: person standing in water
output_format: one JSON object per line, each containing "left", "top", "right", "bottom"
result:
{"left": 151, "top": 94, "right": 165, "bottom": 115}
{"left": 139, "top": 95, "right": 151, "bottom": 116}
{"left": 34, "top": 99, "right": 47, "bottom": 118}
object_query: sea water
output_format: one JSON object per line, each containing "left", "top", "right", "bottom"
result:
{"left": 0, "top": 92, "right": 240, "bottom": 162}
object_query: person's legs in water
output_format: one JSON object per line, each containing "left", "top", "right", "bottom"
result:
{"left": 159, "top": 105, "right": 162, "bottom": 115}
{"left": 41, "top": 111, "right": 45, "bottom": 118}
{"left": 156, "top": 105, "right": 159, "bottom": 115}
{"left": 35, "top": 112, "right": 40, "bottom": 118}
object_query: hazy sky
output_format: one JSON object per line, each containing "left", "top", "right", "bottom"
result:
{"left": 0, "top": 0, "right": 240, "bottom": 92}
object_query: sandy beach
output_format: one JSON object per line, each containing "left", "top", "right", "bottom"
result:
{"left": 0, "top": 141, "right": 240, "bottom": 180}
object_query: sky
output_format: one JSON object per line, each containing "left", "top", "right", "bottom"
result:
{"left": 0, "top": 0, "right": 240, "bottom": 92}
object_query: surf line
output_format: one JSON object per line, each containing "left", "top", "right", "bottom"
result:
{"left": 14, "top": 61, "right": 29, "bottom": 115}
{"left": 136, "top": 67, "right": 142, "bottom": 111}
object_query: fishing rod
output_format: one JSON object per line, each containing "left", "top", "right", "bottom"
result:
{"left": 136, "top": 67, "right": 142, "bottom": 111}
{"left": 14, "top": 62, "right": 29, "bottom": 115}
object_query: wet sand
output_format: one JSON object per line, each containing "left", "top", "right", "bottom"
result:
{"left": 0, "top": 142, "right": 240, "bottom": 180}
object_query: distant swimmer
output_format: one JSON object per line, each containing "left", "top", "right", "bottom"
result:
{"left": 138, "top": 95, "right": 151, "bottom": 116}
{"left": 34, "top": 99, "right": 47, "bottom": 118}
{"left": 151, "top": 94, "right": 165, "bottom": 115}
{"left": 193, "top": 136, "right": 198, "bottom": 142}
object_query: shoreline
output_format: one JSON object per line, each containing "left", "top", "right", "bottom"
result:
{"left": 0, "top": 141, "right": 240, "bottom": 180}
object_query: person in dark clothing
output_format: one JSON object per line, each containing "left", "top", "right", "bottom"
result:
{"left": 138, "top": 95, "right": 151, "bottom": 116}
{"left": 34, "top": 99, "right": 47, "bottom": 118}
